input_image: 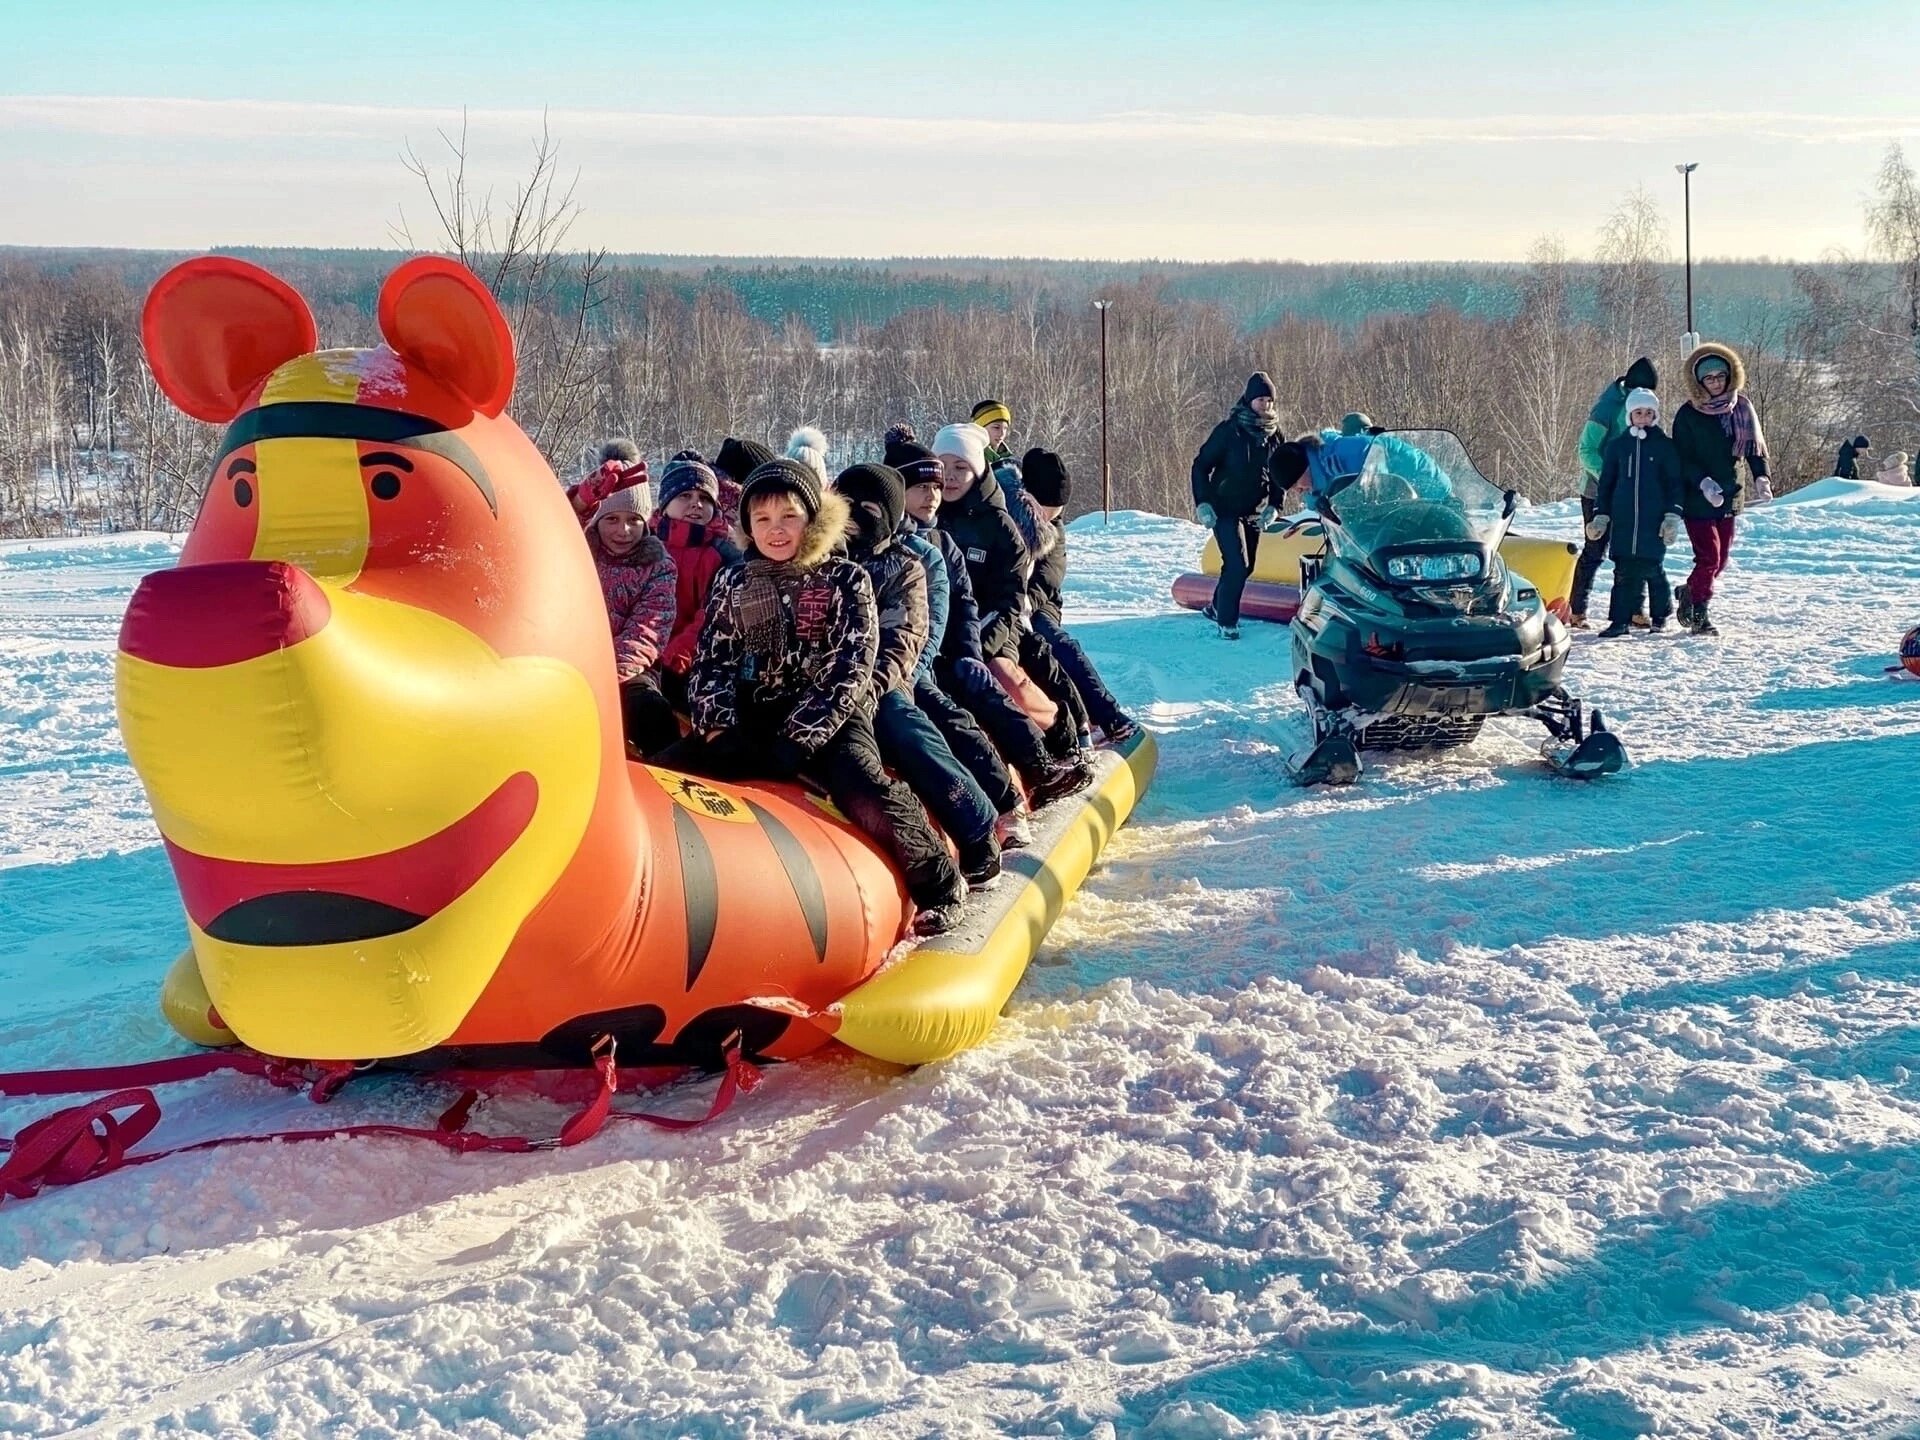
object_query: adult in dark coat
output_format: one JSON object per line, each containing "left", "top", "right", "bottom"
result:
{"left": 1589, "top": 388, "right": 1684, "bottom": 638}
{"left": 1834, "top": 434, "right": 1871, "bottom": 480}
{"left": 1671, "top": 342, "right": 1769, "bottom": 637}
{"left": 1190, "top": 372, "right": 1283, "bottom": 635}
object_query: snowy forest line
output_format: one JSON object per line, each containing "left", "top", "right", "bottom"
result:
{"left": 2, "top": 141, "right": 1918, "bottom": 537}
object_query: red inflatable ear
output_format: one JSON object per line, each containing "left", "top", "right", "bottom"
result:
{"left": 377, "top": 257, "right": 516, "bottom": 417}
{"left": 142, "top": 258, "right": 318, "bottom": 423}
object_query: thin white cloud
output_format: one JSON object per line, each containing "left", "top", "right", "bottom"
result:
{"left": 4, "top": 94, "right": 1918, "bottom": 151}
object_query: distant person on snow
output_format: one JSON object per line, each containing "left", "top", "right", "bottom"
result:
{"left": 1672, "top": 343, "right": 1770, "bottom": 637}
{"left": 1876, "top": 450, "right": 1914, "bottom": 487}
{"left": 1191, "top": 372, "right": 1284, "bottom": 639}
{"left": 1588, "top": 387, "right": 1684, "bottom": 639}
{"left": 1571, "top": 356, "right": 1660, "bottom": 629}
{"left": 663, "top": 458, "right": 967, "bottom": 936}
{"left": 1834, "top": 434, "right": 1871, "bottom": 480}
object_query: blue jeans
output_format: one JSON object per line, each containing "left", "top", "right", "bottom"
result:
{"left": 938, "top": 657, "right": 1058, "bottom": 789}
{"left": 873, "top": 689, "right": 998, "bottom": 845}
{"left": 1032, "top": 612, "right": 1129, "bottom": 733}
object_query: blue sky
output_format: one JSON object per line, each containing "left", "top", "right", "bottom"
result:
{"left": 4, "top": 0, "right": 1918, "bottom": 259}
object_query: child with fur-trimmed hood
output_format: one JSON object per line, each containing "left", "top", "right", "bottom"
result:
{"left": 584, "top": 480, "right": 681, "bottom": 755}
{"left": 665, "top": 458, "right": 967, "bottom": 935}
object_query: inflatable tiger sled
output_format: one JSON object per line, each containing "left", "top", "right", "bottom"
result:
{"left": 123, "top": 256, "right": 1155, "bottom": 1073}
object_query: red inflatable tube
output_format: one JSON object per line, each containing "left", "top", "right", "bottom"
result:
{"left": 1170, "top": 573, "right": 1302, "bottom": 625}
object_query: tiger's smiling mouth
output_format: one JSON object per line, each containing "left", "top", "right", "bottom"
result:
{"left": 165, "top": 773, "right": 539, "bottom": 947}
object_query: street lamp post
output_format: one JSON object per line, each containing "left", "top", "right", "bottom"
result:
{"left": 1092, "top": 300, "right": 1112, "bottom": 522}
{"left": 1676, "top": 162, "right": 1699, "bottom": 351}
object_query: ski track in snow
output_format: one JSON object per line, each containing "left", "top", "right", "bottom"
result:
{"left": 3, "top": 498, "right": 1920, "bottom": 1438}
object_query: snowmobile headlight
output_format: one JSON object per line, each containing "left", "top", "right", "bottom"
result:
{"left": 1385, "top": 551, "right": 1482, "bottom": 583}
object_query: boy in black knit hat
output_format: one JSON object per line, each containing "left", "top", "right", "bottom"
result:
{"left": 1019, "top": 448, "right": 1139, "bottom": 743}
{"left": 662, "top": 458, "right": 967, "bottom": 935}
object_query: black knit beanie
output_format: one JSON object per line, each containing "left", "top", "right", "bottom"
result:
{"left": 1272, "top": 441, "right": 1310, "bottom": 491}
{"left": 1020, "top": 448, "right": 1071, "bottom": 508}
{"left": 715, "top": 436, "right": 776, "bottom": 484}
{"left": 834, "top": 463, "right": 907, "bottom": 537}
{"left": 885, "top": 438, "right": 942, "bottom": 482}
{"left": 656, "top": 457, "right": 721, "bottom": 512}
{"left": 1240, "top": 372, "right": 1275, "bottom": 406}
{"left": 739, "top": 457, "right": 823, "bottom": 529}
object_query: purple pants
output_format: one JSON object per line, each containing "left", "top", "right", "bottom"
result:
{"left": 1684, "top": 516, "right": 1737, "bottom": 603}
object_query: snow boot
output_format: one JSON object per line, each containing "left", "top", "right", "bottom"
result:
{"left": 958, "top": 833, "right": 1003, "bottom": 890}
{"left": 1218, "top": 622, "right": 1241, "bottom": 641}
{"left": 1597, "top": 621, "right": 1632, "bottom": 639}
{"left": 1568, "top": 611, "right": 1590, "bottom": 631}
{"left": 912, "top": 876, "right": 971, "bottom": 937}
{"left": 1675, "top": 583, "right": 1695, "bottom": 627}
{"left": 1028, "top": 759, "right": 1093, "bottom": 809}
{"left": 1649, "top": 615, "right": 1673, "bottom": 633}
{"left": 1691, "top": 604, "right": 1719, "bottom": 637}
{"left": 1630, "top": 612, "right": 1652, "bottom": 629}
{"left": 996, "top": 807, "right": 1033, "bottom": 849}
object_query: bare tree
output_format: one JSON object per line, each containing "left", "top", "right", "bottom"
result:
{"left": 1595, "top": 186, "right": 1677, "bottom": 359}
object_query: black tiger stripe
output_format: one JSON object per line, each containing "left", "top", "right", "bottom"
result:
{"left": 215, "top": 402, "right": 496, "bottom": 514}
{"left": 670, "top": 804, "right": 720, "bottom": 990}
{"left": 746, "top": 800, "right": 829, "bottom": 962}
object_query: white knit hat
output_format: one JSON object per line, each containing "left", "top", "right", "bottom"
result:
{"left": 1623, "top": 388, "right": 1659, "bottom": 422}
{"left": 590, "top": 482, "right": 652, "bottom": 525}
{"left": 932, "top": 422, "right": 989, "bottom": 479}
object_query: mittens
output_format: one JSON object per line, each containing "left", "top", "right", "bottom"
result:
{"left": 1659, "top": 514, "right": 1682, "bottom": 545}
{"left": 1195, "top": 503, "right": 1218, "bottom": 528}
{"left": 1585, "top": 514, "right": 1610, "bottom": 542}
{"left": 1699, "top": 477, "right": 1725, "bottom": 508}
{"left": 1750, "top": 474, "right": 1774, "bottom": 505}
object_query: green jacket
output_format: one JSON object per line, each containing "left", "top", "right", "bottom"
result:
{"left": 1577, "top": 382, "right": 1630, "bottom": 497}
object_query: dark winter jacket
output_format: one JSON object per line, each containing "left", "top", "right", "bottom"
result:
{"left": 848, "top": 526, "right": 931, "bottom": 702}
{"left": 585, "top": 529, "right": 679, "bottom": 685}
{"left": 911, "top": 520, "right": 984, "bottom": 667}
{"left": 1190, "top": 406, "right": 1281, "bottom": 517}
{"left": 899, "top": 528, "right": 949, "bottom": 683}
{"left": 686, "top": 491, "right": 878, "bottom": 754}
{"left": 1835, "top": 436, "right": 1869, "bottom": 480}
{"left": 1672, "top": 342, "right": 1768, "bottom": 520}
{"left": 1577, "top": 356, "right": 1660, "bottom": 494}
{"left": 1595, "top": 425, "right": 1684, "bottom": 561}
{"left": 652, "top": 515, "right": 742, "bottom": 677}
{"left": 1029, "top": 514, "right": 1067, "bottom": 625}
{"left": 937, "top": 467, "right": 1031, "bottom": 660}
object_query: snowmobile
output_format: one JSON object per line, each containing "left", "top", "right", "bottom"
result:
{"left": 1286, "top": 429, "right": 1626, "bottom": 785}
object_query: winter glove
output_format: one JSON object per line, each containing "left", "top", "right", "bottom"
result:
{"left": 570, "top": 459, "right": 650, "bottom": 517}
{"left": 768, "top": 737, "right": 810, "bottom": 777}
{"left": 1699, "top": 477, "right": 1725, "bottom": 508}
{"left": 1658, "top": 514, "right": 1683, "bottom": 546}
{"left": 1195, "top": 502, "right": 1218, "bottom": 529}
{"left": 1584, "top": 514, "right": 1610, "bottom": 542}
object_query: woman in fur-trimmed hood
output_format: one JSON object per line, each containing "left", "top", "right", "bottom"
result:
{"left": 1670, "top": 341, "right": 1769, "bottom": 636}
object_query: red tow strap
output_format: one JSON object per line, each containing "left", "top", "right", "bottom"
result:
{"left": 0, "top": 1038, "right": 760, "bottom": 1204}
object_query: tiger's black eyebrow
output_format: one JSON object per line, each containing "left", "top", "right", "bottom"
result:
{"left": 358, "top": 451, "right": 415, "bottom": 471}
{"left": 226, "top": 458, "right": 257, "bottom": 474}
{"left": 215, "top": 402, "right": 495, "bottom": 516}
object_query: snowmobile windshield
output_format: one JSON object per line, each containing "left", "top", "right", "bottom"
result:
{"left": 1321, "top": 430, "right": 1514, "bottom": 586}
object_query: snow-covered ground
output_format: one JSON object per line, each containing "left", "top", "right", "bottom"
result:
{"left": 4, "top": 491, "right": 1920, "bottom": 1438}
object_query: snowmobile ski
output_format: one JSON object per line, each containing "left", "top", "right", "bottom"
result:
{"left": 1287, "top": 731, "right": 1361, "bottom": 787}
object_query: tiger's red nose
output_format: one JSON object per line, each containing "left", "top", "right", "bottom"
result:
{"left": 120, "top": 561, "right": 332, "bottom": 668}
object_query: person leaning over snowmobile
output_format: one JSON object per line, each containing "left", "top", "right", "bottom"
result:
{"left": 1589, "top": 387, "right": 1684, "bottom": 639}
{"left": 1191, "top": 372, "right": 1284, "bottom": 638}
{"left": 1572, "top": 356, "right": 1660, "bottom": 628}
{"left": 1671, "top": 343, "right": 1769, "bottom": 637}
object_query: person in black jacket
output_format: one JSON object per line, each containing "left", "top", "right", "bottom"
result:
{"left": 1019, "top": 447, "right": 1139, "bottom": 742}
{"left": 1671, "top": 342, "right": 1769, "bottom": 637}
{"left": 1191, "top": 372, "right": 1284, "bottom": 637}
{"left": 1835, "top": 434, "right": 1871, "bottom": 480}
{"left": 1589, "top": 389, "right": 1685, "bottom": 638}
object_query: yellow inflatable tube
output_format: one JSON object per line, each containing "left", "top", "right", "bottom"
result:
{"left": 1202, "top": 521, "right": 1579, "bottom": 608}
{"left": 753, "top": 729, "right": 1157, "bottom": 1066}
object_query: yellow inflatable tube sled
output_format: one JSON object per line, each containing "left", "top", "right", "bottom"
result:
{"left": 1201, "top": 520, "right": 1578, "bottom": 612}
{"left": 125, "top": 254, "right": 1155, "bottom": 1074}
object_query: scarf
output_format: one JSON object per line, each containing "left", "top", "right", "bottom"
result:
{"left": 1232, "top": 402, "right": 1280, "bottom": 440}
{"left": 737, "top": 558, "right": 801, "bottom": 659}
{"left": 1694, "top": 388, "right": 1767, "bottom": 460}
